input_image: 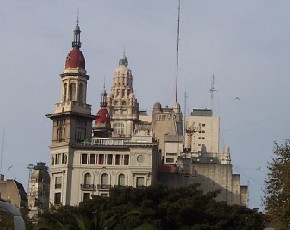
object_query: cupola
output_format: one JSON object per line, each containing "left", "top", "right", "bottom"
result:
{"left": 64, "top": 21, "right": 85, "bottom": 69}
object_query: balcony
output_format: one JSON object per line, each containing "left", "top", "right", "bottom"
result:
{"left": 97, "top": 184, "right": 111, "bottom": 190}
{"left": 81, "top": 184, "right": 96, "bottom": 191}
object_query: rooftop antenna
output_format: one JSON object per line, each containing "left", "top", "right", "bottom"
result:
{"left": 0, "top": 128, "right": 5, "bottom": 175}
{"left": 183, "top": 91, "right": 188, "bottom": 135}
{"left": 209, "top": 74, "right": 216, "bottom": 114}
{"left": 175, "top": 0, "right": 181, "bottom": 104}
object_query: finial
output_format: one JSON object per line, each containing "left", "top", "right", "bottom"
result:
{"left": 119, "top": 48, "right": 128, "bottom": 67}
{"left": 72, "top": 10, "right": 81, "bottom": 49}
{"left": 123, "top": 43, "right": 126, "bottom": 59}
{"left": 77, "top": 8, "right": 79, "bottom": 26}
{"left": 100, "top": 77, "right": 107, "bottom": 108}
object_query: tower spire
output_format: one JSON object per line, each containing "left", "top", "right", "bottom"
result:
{"left": 100, "top": 80, "right": 107, "bottom": 108}
{"left": 72, "top": 14, "right": 81, "bottom": 49}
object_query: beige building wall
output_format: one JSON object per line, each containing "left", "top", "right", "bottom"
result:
{"left": 0, "top": 176, "right": 27, "bottom": 208}
{"left": 185, "top": 109, "right": 220, "bottom": 154}
{"left": 49, "top": 135, "right": 158, "bottom": 206}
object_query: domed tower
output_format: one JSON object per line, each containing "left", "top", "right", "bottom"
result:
{"left": 46, "top": 21, "right": 95, "bottom": 146}
{"left": 107, "top": 54, "right": 139, "bottom": 137}
{"left": 27, "top": 162, "right": 50, "bottom": 218}
{"left": 93, "top": 86, "right": 112, "bottom": 137}
{"left": 46, "top": 21, "right": 95, "bottom": 206}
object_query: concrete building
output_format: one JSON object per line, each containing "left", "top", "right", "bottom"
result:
{"left": 0, "top": 175, "right": 27, "bottom": 209}
{"left": 153, "top": 105, "right": 248, "bottom": 206}
{"left": 27, "top": 162, "right": 50, "bottom": 219}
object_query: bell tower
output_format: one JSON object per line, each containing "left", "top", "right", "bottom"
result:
{"left": 47, "top": 21, "right": 94, "bottom": 146}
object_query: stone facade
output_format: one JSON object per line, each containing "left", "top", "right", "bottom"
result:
{"left": 0, "top": 175, "right": 27, "bottom": 208}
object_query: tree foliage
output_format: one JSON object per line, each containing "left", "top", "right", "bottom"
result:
{"left": 264, "top": 140, "right": 290, "bottom": 229}
{"left": 33, "top": 184, "right": 264, "bottom": 230}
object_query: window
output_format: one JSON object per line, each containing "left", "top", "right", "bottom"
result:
{"left": 69, "top": 83, "right": 76, "bottom": 101}
{"left": 55, "top": 177, "right": 62, "bottom": 189}
{"left": 89, "top": 154, "right": 95, "bottom": 164}
{"left": 54, "top": 192, "right": 61, "bottom": 205}
{"left": 55, "top": 153, "right": 61, "bottom": 165}
{"left": 57, "top": 127, "right": 63, "bottom": 142}
{"left": 166, "top": 153, "right": 177, "bottom": 156}
{"left": 84, "top": 173, "right": 91, "bottom": 185}
{"left": 76, "top": 127, "right": 86, "bottom": 142}
{"left": 101, "top": 173, "right": 109, "bottom": 186}
{"left": 107, "top": 154, "right": 113, "bottom": 165}
{"left": 63, "top": 83, "right": 67, "bottom": 101}
{"left": 83, "top": 193, "right": 90, "bottom": 202}
{"left": 114, "top": 122, "right": 124, "bottom": 135}
{"left": 136, "top": 177, "right": 144, "bottom": 187}
{"left": 118, "top": 174, "right": 125, "bottom": 186}
{"left": 202, "top": 124, "right": 206, "bottom": 127}
{"left": 166, "top": 158, "right": 174, "bottom": 163}
{"left": 62, "top": 153, "right": 67, "bottom": 164}
{"left": 115, "top": 154, "right": 120, "bottom": 165}
{"left": 99, "top": 154, "right": 104, "bottom": 164}
{"left": 124, "top": 155, "right": 129, "bottom": 165}
{"left": 78, "top": 83, "right": 83, "bottom": 103}
{"left": 81, "top": 154, "right": 88, "bottom": 164}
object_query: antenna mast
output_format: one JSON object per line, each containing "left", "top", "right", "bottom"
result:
{"left": 209, "top": 74, "right": 216, "bottom": 114}
{"left": 175, "top": 0, "right": 181, "bottom": 103}
{"left": 0, "top": 128, "right": 5, "bottom": 175}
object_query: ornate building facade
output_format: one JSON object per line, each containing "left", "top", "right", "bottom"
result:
{"left": 46, "top": 23, "right": 158, "bottom": 206}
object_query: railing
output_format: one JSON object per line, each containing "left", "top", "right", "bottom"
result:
{"left": 81, "top": 184, "right": 96, "bottom": 191}
{"left": 97, "top": 184, "right": 111, "bottom": 190}
{"left": 91, "top": 138, "right": 127, "bottom": 146}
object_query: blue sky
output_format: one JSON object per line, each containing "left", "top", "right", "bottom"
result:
{"left": 1, "top": 0, "right": 290, "bottom": 210}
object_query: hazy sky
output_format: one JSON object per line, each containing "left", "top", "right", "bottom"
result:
{"left": 1, "top": 0, "right": 290, "bottom": 210}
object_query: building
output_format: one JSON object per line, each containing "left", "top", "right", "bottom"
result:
{"left": 27, "top": 162, "right": 50, "bottom": 219}
{"left": 0, "top": 174, "right": 27, "bottom": 209}
{"left": 46, "top": 23, "right": 159, "bottom": 206}
{"left": 154, "top": 106, "right": 248, "bottom": 206}
{"left": 46, "top": 23, "right": 247, "bottom": 207}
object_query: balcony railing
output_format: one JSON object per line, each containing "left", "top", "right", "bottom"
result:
{"left": 91, "top": 138, "right": 128, "bottom": 146}
{"left": 81, "top": 184, "right": 96, "bottom": 191}
{"left": 97, "top": 184, "right": 111, "bottom": 190}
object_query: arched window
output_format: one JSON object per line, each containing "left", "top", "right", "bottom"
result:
{"left": 78, "top": 83, "right": 83, "bottom": 103}
{"left": 63, "top": 83, "right": 67, "bottom": 101}
{"left": 84, "top": 173, "right": 91, "bottom": 185}
{"left": 101, "top": 173, "right": 109, "bottom": 186}
{"left": 118, "top": 174, "right": 125, "bottom": 186}
{"left": 69, "top": 83, "right": 76, "bottom": 101}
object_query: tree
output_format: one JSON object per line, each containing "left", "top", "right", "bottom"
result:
{"left": 35, "top": 184, "right": 265, "bottom": 230}
{"left": 264, "top": 139, "right": 290, "bottom": 229}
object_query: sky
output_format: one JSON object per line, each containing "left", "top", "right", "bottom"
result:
{"left": 1, "top": 0, "right": 290, "bottom": 210}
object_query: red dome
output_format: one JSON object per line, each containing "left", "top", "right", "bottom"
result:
{"left": 95, "top": 108, "right": 110, "bottom": 125}
{"left": 65, "top": 48, "right": 85, "bottom": 69}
